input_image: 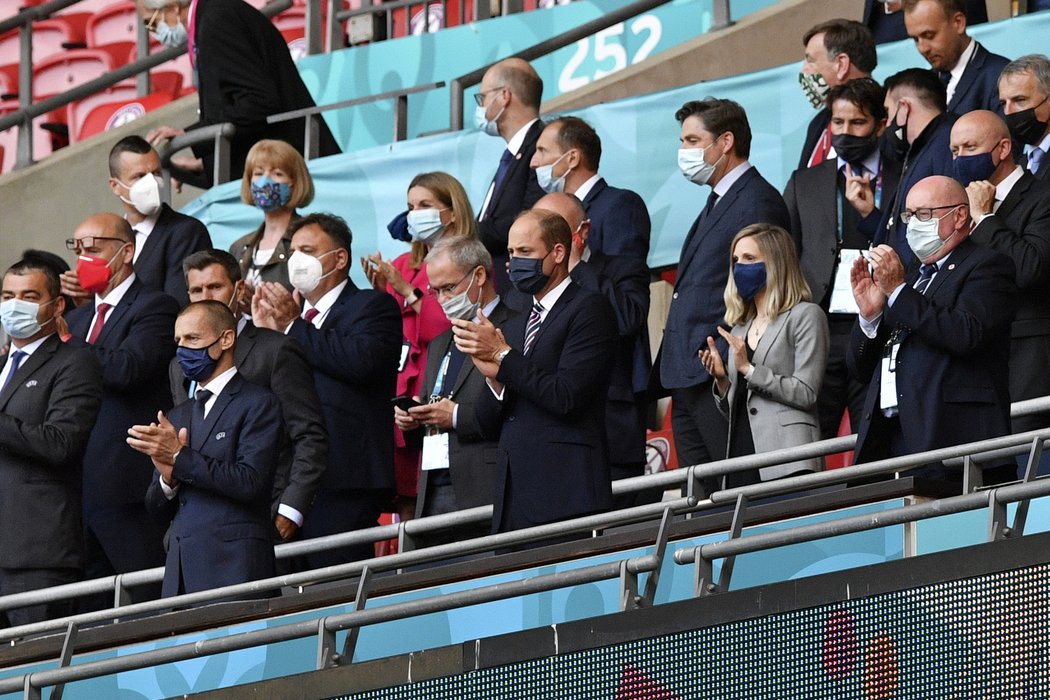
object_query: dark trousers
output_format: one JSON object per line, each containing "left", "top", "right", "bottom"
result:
{"left": 818, "top": 319, "right": 871, "bottom": 439}
{"left": 78, "top": 506, "right": 166, "bottom": 612}
{"left": 0, "top": 567, "right": 79, "bottom": 629}
{"left": 671, "top": 381, "right": 729, "bottom": 497}
{"left": 300, "top": 489, "right": 388, "bottom": 569}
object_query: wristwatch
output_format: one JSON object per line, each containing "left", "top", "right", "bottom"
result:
{"left": 405, "top": 287, "right": 424, "bottom": 306}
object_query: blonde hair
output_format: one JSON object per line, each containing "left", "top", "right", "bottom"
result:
{"left": 407, "top": 171, "right": 478, "bottom": 269}
{"left": 724, "top": 223, "right": 811, "bottom": 326}
{"left": 240, "top": 139, "right": 315, "bottom": 210}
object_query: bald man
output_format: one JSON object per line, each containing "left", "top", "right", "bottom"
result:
{"left": 474, "top": 58, "right": 546, "bottom": 308}
{"left": 847, "top": 176, "right": 1017, "bottom": 485}
{"left": 536, "top": 193, "right": 652, "bottom": 506}
{"left": 64, "top": 213, "right": 179, "bottom": 605}
{"left": 950, "top": 110, "right": 1050, "bottom": 438}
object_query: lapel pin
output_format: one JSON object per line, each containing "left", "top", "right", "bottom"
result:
{"left": 215, "top": 431, "right": 226, "bottom": 440}
{"left": 25, "top": 380, "right": 37, "bottom": 387}
{"left": 947, "top": 264, "right": 955, "bottom": 270}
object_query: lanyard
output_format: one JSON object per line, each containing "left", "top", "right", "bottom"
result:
{"left": 430, "top": 351, "right": 452, "bottom": 400}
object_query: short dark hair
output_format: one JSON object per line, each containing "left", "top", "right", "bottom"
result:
{"left": 827, "top": 78, "right": 888, "bottom": 122}
{"left": 549, "top": 116, "right": 602, "bottom": 170}
{"left": 6, "top": 252, "right": 62, "bottom": 298}
{"left": 288, "top": 212, "right": 353, "bottom": 253}
{"left": 497, "top": 62, "right": 543, "bottom": 110}
{"left": 108, "top": 135, "right": 153, "bottom": 178}
{"left": 178, "top": 299, "right": 236, "bottom": 336}
{"left": 182, "top": 249, "right": 242, "bottom": 284}
{"left": 516, "top": 209, "right": 571, "bottom": 252}
{"left": 902, "top": 0, "right": 966, "bottom": 16}
{"left": 884, "top": 68, "right": 948, "bottom": 113}
{"left": 803, "top": 19, "right": 877, "bottom": 74}
{"left": 675, "top": 98, "right": 752, "bottom": 158}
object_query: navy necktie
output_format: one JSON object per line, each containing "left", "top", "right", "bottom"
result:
{"left": 700, "top": 191, "right": 720, "bottom": 222}
{"left": 192, "top": 388, "right": 213, "bottom": 438}
{"left": 493, "top": 149, "right": 514, "bottom": 193}
{"left": 937, "top": 70, "right": 951, "bottom": 88}
{"left": 1, "top": 350, "right": 27, "bottom": 394}
{"left": 915, "top": 262, "right": 939, "bottom": 295}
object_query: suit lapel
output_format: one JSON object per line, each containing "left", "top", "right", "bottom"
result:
{"left": 677, "top": 169, "right": 754, "bottom": 282}
{"left": 530, "top": 283, "right": 577, "bottom": 352}
{"left": 581, "top": 178, "right": 607, "bottom": 211}
{"left": 134, "top": 204, "right": 174, "bottom": 275}
{"left": 234, "top": 322, "right": 258, "bottom": 367}
{"left": 925, "top": 240, "right": 975, "bottom": 299}
{"left": 994, "top": 171, "right": 1032, "bottom": 220}
{"left": 193, "top": 375, "right": 241, "bottom": 451}
{"left": 948, "top": 44, "right": 983, "bottom": 112}
{"left": 752, "top": 307, "right": 790, "bottom": 369}
{"left": 93, "top": 280, "right": 139, "bottom": 346}
{"left": 487, "top": 121, "right": 542, "bottom": 215}
{"left": 0, "top": 335, "right": 58, "bottom": 410}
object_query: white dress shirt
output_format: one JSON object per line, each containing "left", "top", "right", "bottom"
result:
{"left": 945, "top": 38, "right": 976, "bottom": 104}
{"left": 573, "top": 172, "right": 602, "bottom": 202}
{"left": 480, "top": 118, "right": 539, "bottom": 220}
{"left": 130, "top": 210, "right": 160, "bottom": 265}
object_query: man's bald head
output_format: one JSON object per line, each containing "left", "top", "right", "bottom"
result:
{"left": 535, "top": 192, "right": 587, "bottom": 233}
{"left": 74, "top": 212, "right": 134, "bottom": 244}
{"left": 491, "top": 58, "right": 543, "bottom": 111}
{"left": 907, "top": 175, "right": 967, "bottom": 208}
{"left": 949, "top": 110, "right": 1015, "bottom": 183}
{"left": 954, "top": 109, "right": 1010, "bottom": 142}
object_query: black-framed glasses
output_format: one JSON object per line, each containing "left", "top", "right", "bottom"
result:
{"left": 900, "top": 203, "right": 966, "bottom": 223}
{"left": 473, "top": 86, "right": 505, "bottom": 106}
{"left": 65, "top": 236, "right": 126, "bottom": 252}
{"left": 427, "top": 268, "right": 476, "bottom": 299}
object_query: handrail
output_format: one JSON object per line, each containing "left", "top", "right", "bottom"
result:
{"left": 0, "top": 0, "right": 84, "bottom": 34}
{"left": 158, "top": 122, "right": 237, "bottom": 191}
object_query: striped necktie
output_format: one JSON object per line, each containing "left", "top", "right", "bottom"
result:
{"left": 523, "top": 301, "right": 544, "bottom": 354}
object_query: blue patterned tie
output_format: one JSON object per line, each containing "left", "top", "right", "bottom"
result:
{"left": 1, "top": 350, "right": 27, "bottom": 394}
{"left": 914, "top": 262, "right": 938, "bottom": 295}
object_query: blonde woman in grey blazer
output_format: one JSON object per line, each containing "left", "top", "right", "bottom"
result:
{"left": 699, "top": 223, "right": 830, "bottom": 487}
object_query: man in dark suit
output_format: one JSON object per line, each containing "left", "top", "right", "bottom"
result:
{"left": 0, "top": 255, "right": 102, "bottom": 627}
{"left": 538, "top": 192, "right": 651, "bottom": 506}
{"left": 796, "top": 20, "right": 878, "bottom": 170}
{"left": 903, "top": 0, "right": 1008, "bottom": 116}
{"left": 950, "top": 110, "right": 1050, "bottom": 437}
{"left": 863, "top": 0, "right": 985, "bottom": 45}
{"left": 252, "top": 213, "right": 402, "bottom": 567}
{"left": 847, "top": 175, "right": 1017, "bottom": 485}
{"left": 170, "top": 250, "right": 327, "bottom": 543}
{"left": 874, "top": 68, "right": 958, "bottom": 267}
{"left": 453, "top": 210, "right": 618, "bottom": 535}
{"left": 137, "top": 0, "right": 340, "bottom": 188}
{"left": 393, "top": 237, "right": 512, "bottom": 520}
{"left": 474, "top": 58, "right": 545, "bottom": 305}
{"left": 529, "top": 116, "right": 651, "bottom": 259}
{"left": 106, "top": 136, "right": 212, "bottom": 307}
{"left": 64, "top": 213, "right": 178, "bottom": 605}
{"left": 787, "top": 78, "right": 902, "bottom": 439}
{"left": 655, "top": 98, "right": 790, "bottom": 485}
{"left": 999, "top": 55, "right": 1050, "bottom": 182}
{"left": 131, "top": 301, "right": 282, "bottom": 598}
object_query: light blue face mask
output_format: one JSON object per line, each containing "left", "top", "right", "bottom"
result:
{"left": 474, "top": 103, "right": 504, "bottom": 137}
{"left": 406, "top": 208, "right": 447, "bottom": 244}
{"left": 536, "top": 150, "right": 573, "bottom": 194}
{"left": 153, "top": 14, "right": 188, "bottom": 48}
{"left": 0, "top": 297, "right": 56, "bottom": 339}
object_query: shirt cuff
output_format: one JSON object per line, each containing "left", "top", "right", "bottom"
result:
{"left": 452, "top": 403, "right": 459, "bottom": 429}
{"left": 976, "top": 212, "right": 994, "bottom": 226}
{"left": 859, "top": 313, "right": 882, "bottom": 339}
{"left": 487, "top": 379, "right": 505, "bottom": 400}
{"left": 277, "top": 503, "right": 304, "bottom": 527}
{"left": 887, "top": 282, "right": 905, "bottom": 307}
{"left": 160, "top": 478, "right": 179, "bottom": 500}
{"left": 283, "top": 321, "right": 296, "bottom": 335}
{"left": 743, "top": 364, "right": 756, "bottom": 381}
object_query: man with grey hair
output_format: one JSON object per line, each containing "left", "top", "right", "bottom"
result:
{"left": 394, "top": 236, "right": 515, "bottom": 520}
{"left": 137, "top": 0, "right": 339, "bottom": 187}
{"left": 999, "top": 54, "right": 1050, "bottom": 181}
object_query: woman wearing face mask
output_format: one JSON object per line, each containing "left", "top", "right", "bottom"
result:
{"left": 699, "top": 224, "right": 830, "bottom": 489}
{"left": 229, "top": 140, "right": 315, "bottom": 309}
{"left": 362, "top": 172, "right": 478, "bottom": 520}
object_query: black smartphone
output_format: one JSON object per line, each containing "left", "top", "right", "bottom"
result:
{"left": 391, "top": 396, "right": 423, "bottom": 411}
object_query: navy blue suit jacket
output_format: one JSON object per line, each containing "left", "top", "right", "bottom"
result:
{"left": 478, "top": 281, "right": 618, "bottom": 532}
{"left": 66, "top": 279, "right": 178, "bottom": 519}
{"left": 862, "top": 0, "right": 986, "bottom": 44}
{"left": 655, "top": 167, "right": 791, "bottom": 391}
{"left": 145, "top": 373, "right": 282, "bottom": 596}
{"left": 847, "top": 239, "right": 1017, "bottom": 475}
{"left": 287, "top": 280, "right": 402, "bottom": 494}
{"left": 871, "top": 112, "right": 958, "bottom": 266}
{"left": 579, "top": 177, "right": 651, "bottom": 259}
{"left": 133, "top": 204, "right": 212, "bottom": 307}
{"left": 948, "top": 42, "right": 1010, "bottom": 116}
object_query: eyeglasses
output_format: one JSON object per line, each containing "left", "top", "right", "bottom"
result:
{"left": 143, "top": 7, "right": 161, "bottom": 31}
{"left": 900, "top": 203, "right": 966, "bottom": 223}
{"left": 65, "top": 236, "right": 126, "bottom": 253}
{"left": 473, "top": 86, "right": 505, "bottom": 106}
{"left": 427, "top": 268, "right": 476, "bottom": 299}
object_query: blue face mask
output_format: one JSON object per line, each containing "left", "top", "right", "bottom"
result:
{"left": 0, "top": 297, "right": 56, "bottom": 339}
{"left": 250, "top": 176, "right": 292, "bottom": 212}
{"left": 176, "top": 335, "right": 223, "bottom": 383}
{"left": 536, "top": 151, "right": 573, "bottom": 194}
{"left": 508, "top": 249, "right": 553, "bottom": 296}
{"left": 952, "top": 150, "right": 999, "bottom": 185}
{"left": 474, "top": 103, "right": 504, "bottom": 137}
{"left": 387, "top": 210, "right": 412, "bottom": 242}
{"left": 733, "top": 262, "right": 767, "bottom": 302}
{"left": 406, "top": 208, "right": 447, "bottom": 244}
{"left": 153, "top": 15, "right": 188, "bottom": 48}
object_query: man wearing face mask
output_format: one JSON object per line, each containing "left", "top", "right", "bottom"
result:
{"left": 0, "top": 254, "right": 102, "bottom": 627}
{"left": 999, "top": 55, "right": 1050, "bottom": 182}
{"left": 874, "top": 68, "right": 957, "bottom": 267}
{"left": 529, "top": 116, "right": 650, "bottom": 259}
{"left": 539, "top": 192, "right": 652, "bottom": 508}
{"left": 63, "top": 213, "right": 179, "bottom": 607}
{"left": 797, "top": 19, "right": 878, "bottom": 170}
{"left": 786, "top": 78, "right": 903, "bottom": 440}
{"left": 950, "top": 110, "right": 1050, "bottom": 441}
{"left": 474, "top": 58, "right": 545, "bottom": 306}
{"left": 136, "top": 0, "right": 340, "bottom": 188}
{"left": 130, "top": 301, "right": 282, "bottom": 598}
{"left": 654, "top": 98, "right": 789, "bottom": 488}
{"left": 452, "top": 210, "right": 617, "bottom": 538}
{"left": 104, "top": 136, "right": 212, "bottom": 307}
{"left": 252, "top": 213, "right": 402, "bottom": 568}
{"left": 847, "top": 175, "right": 1017, "bottom": 484}
{"left": 169, "top": 250, "right": 327, "bottom": 544}
{"left": 394, "top": 237, "right": 513, "bottom": 521}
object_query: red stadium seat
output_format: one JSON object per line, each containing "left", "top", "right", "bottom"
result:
{"left": 0, "top": 62, "right": 17, "bottom": 98}
{"left": 0, "top": 99, "right": 55, "bottom": 172}
{"left": 85, "top": 1, "right": 137, "bottom": 47}
{"left": 0, "top": 29, "right": 20, "bottom": 67}
{"left": 65, "top": 82, "right": 136, "bottom": 141}
{"left": 32, "top": 47, "right": 115, "bottom": 98}
{"left": 74, "top": 91, "right": 172, "bottom": 142}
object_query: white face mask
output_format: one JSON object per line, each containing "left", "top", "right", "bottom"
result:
{"left": 0, "top": 297, "right": 56, "bottom": 339}
{"left": 118, "top": 174, "right": 162, "bottom": 217}
{"left": 438, "top": 269, "right": 481, "bottom": 322}
{"left": 678, "top": 143, "right": 723, "bottom": 186}
{"left": 536, "top": 151, "right": 573, "bottom": 194}
{"left": 287, "top": 249, "right": 338, "bottom": 294}
{"left": 406, "top": 208, "right": 447, "bottom": 244}
{"left": 905, "top": 206, "right": 960, "bottom": 261}
{"left": 154, "top": 14, "right": 188, "bottom": 48}
{"left": 474, "top": 103, "right": 504, "bottom": 137}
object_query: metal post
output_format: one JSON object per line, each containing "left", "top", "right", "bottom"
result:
{"left": 638, "top": 507, "right": 673, "bottom": 607}
{"left": 502, "top": 0, "right": 523, "bottom": 14}
{"left": 618, "top": 559, "right": 639, "bottom": 611}
{"left": 135, "top": 21, "right": 152, "bottom": 97}
{"left": 304, "top": 114, "right": 320, "bottom": 160}
{"left": 50, "top": 622, "right": 79, "bottom": 700}
{"left": 160, "top": 167, "right": 174, "bottom": 206}
{"left": 692, "top": 547, "right": 713, "bottom": 597}
{"left": 1011, "top": 436, "right": 1043, "bottom": 538}
{"left": 711, "top": 0, "right": 732, "bottom": 29}
{"left": 305, "top": 0, "right": 323, "bottom": 55}
{"left": 112, "top": 574, "right": 132, "bottom": 614}
{"left": 16, "top": 22, "right": 33, "bottom": 169}
{"left": 214, "top": 132, "right": 231, "bottom": 185}
{"left": 962, "top": 454, "right": 982, "bottom": 494}
{"left": 715, "top": 493, "right": 748, "bottom": 593}
{"left": 473, "top": 0, "right": 492, "bottom": 19}
{"left": 315, "top": 617, "right": 338, "bottom": 670}
{"left": 394, "top": 93, "right": 409, "bottom": 141}
{"left": 22, "top": 674, "right": 40, "bottom": 700}
{"left": 325, "top": 0, "right": 340, "bottom": 52}
{"left": 450, "top": 78, "right": 465, "bottom": 131}
{"left": 987, "top": 488, "right": 1008, "bottom": 541}
{"left": 340, "top": 566, "right": 373, "bottom": 663}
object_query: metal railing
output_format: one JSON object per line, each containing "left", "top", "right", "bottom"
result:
{"left": 3, "top": 422, "right": 1050, "bottom": 698}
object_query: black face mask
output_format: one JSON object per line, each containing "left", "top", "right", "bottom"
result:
{"left": 1004, "top": 94, "right": 1050, "bottom": 146}
{"left": 885, "top": 107, "right": 910, "bottom": 161}
{"left": 831, "top": 132, "right": 879, "bottom": 167}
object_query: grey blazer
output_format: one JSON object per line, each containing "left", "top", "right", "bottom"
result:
{"left": 714, "top": 301, "right": 829, "bottom": 480}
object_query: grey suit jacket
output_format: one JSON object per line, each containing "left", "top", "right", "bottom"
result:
{"left": 0, "top": 335, "right": 102, "bottom": 569}
{"left": 714, "top": 301, "right": 829, "bottom": 480}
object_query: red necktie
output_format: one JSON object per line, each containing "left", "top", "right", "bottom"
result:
{"left": 303, "top": 308, "right": 319, "bottom": 324}
{"left": 87, "top": 303, "right": 112, "bottom": 345}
